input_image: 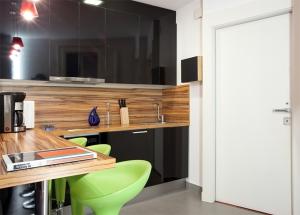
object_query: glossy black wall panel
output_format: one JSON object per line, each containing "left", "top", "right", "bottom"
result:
{"left": 0, "top": 0, "right": 177, "bottom": 85}
{"left": 106, "top": 9, "right": 139, "bottom": 84}
{"left": 0, "top": 0, "right": 50, "bottom": 80}
{"left": 49, "top": 0, "right": 79, "bottom": 78}
{"left": 159, "top": 14, "right": 177, "bottom": 85}
{"left": 79, "top": 4, "right": 106, "bottom": 79}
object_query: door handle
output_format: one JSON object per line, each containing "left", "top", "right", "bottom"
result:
{"left": 132, "top": 131, "right": 148, "bottom": 134}
{"left": 273, "top": 108, "right": 291, "bottom": 113}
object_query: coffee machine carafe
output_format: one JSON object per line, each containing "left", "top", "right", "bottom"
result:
{"left": 0, "top": 92, "right": 26, "bottom": 133}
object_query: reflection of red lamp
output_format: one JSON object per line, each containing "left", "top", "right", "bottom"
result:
{"left": 9, "top": 48, "right": 21, "bottom": 60}
{"left": 20, "top": 0, "right": 39, "bottom": 21}
{"left": 12, "top": 37, "right": 24, "bottom": 50}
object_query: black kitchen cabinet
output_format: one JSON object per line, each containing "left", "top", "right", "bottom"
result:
{"left": 79, "top": 4, "right": 106, "bottom": 79}
{"left": 49, "top": 0, "right": 79, "bottom": 78}
{"left": 106, "top": 9, "right": 140, "bottom": 84}
{"left": 0, "top": 0, "right": 176, "bottom": 85}
{"left": 163, "top": 127, "right": 189, "bottom": 182}
{"left": 0, "top": 0, "right": 50, "bottom": 81}
{"left": 97, "top": 127, "right": 189, "bottom": 187}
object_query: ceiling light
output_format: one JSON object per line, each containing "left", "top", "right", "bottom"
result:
{"left": 83, "top": 0, "right": 103, "bottom": 6}
{"left": 20, "top": 0, "right": 39, "bottom": 21}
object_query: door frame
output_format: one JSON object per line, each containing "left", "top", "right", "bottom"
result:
{"left": 202, "top": 0, "right": 292, "bottom": 206}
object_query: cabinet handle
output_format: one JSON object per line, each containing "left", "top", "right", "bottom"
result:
{"left": 132, "top": 131, "right": 148, "bottom": 134}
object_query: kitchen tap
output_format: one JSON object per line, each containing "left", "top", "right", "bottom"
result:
{"left": 155, "top": 103, "right": 164, "bottom": 123}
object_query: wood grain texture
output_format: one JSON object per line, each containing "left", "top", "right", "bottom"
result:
{"left": 1, "top": 84, "right": 190, "bottom": 129}
{"left": 51, "top": 122, "right": 190, "bottom": 138}
{"left": 0, "top": 129, "right": 115, "bottom": 189}
{"left": 162, "top": 84, "right": 190, "bottom": 123}
{"left": 0, "top": 86, "right": 163, "bottom": 129}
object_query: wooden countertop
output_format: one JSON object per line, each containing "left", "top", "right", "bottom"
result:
{"left": 0, "top": 129, "right": 115, "bottom": 189}
{"left": 51, "top": 122, "right": 190, "bottom": 137}
{"left": 0, "top": 122, "right": 189, "bottom": 189}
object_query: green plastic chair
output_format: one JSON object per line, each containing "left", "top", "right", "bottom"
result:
{"left": 69, "top": 160, "right": 152, "bottom": 215}
{"left": 55, "top": 138, "right": 111, "bottom": 209}
{"left": 87, "top": 144, "right": 111, "bottom": 156}
{"left": 55, "top": 137, "right": 88, "bottom": 207}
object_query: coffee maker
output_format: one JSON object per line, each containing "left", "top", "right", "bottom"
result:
{"left": 0, "top": 92, "right": 26, "bottom": 133}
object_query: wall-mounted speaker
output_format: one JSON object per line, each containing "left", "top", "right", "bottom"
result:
{"left": 181, "top": 56, "right": 202, "bottom": 83}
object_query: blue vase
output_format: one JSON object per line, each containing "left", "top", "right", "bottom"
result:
{"left": 88, "top": 107, "right": 100, "bottom": 126}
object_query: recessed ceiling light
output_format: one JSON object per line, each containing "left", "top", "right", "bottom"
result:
{"left": 83, "top": 0, "right": 103, "bottom": 6}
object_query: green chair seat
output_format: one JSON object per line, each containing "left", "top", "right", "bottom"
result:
{"left": 87, "top": 144, "right": 111, "bottom": 156}
{"left": 69, "top": 160, "right": 152, "bottom": 215}
{"left": 55, "top": 137, "right": 111, "bottom": 208}
{"left": 69, "top": 137, "right": 88, "bottom": 147}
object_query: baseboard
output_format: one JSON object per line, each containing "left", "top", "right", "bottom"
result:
{"left": 127, "top": 179, "right": 187, "bottom": 205}
{"left": 186, "top": 182, "right": 202, "bottom": 193}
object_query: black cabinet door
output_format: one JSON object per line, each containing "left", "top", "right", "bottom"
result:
{"left": 158, "top": 14, "right": 177, "bottom": 85}
{"left": 138, "top": 16, "right": 155, "bottom": 85}
{"left": 106, "top": 9, "right": 140, "bottom": 84}
{"left": 163, "top": 126, "right": 189, "bottom": 182}
{"left": 103, "top": 129, "right": 159, "bottom": 186}
{"left": 0, "top": 0, "right": 50, "bottom": 81}
{"left": 49, "top": 0, "right": 79, "bottom": 78}
{"left": 79, "top": 3, "right": 106, "bottom": 79}
{"left": 0, "top": 1, "right": 13, "bottom": 80}
{"left": 99, "top": 127, "right": 188, "bottom": 187}
{"left": 105, "top": 129, "right": 154, "bottom": 162}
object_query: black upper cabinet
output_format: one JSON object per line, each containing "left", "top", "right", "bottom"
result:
{"left": 0, "top": 1, "right": 13, "bottom": 80}
{"left": 106, "top": 9, "right": 140, "bottom": 84}
{"left": 0, "top": 0, "right": 176, "bottom": 85}
{"left": 79, "top": 3, "right": 106, "bottom": 79}
{"left": 49, "top": 0, "right": 80, "bottom": 78}
{"left": 0, "top": 0, "right": 50, "bottom": 80}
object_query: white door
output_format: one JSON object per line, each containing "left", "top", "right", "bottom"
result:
{"left": 216, "top": 14, "right": 291, "bottom": 215}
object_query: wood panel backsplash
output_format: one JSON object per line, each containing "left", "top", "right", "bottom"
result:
{"left": 1, "top": 84, "right": 189, "bottom": 129}
{"left": 162, "top": 84, "right": 190, "bottom": 123}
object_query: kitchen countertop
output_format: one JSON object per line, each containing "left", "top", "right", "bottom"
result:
{"left": 0, "top": 122, "right": 189, "bottom": 189}
{"left": 51, "top": 122, "right": 190, "bottom": 138}
{"left": 0, "top": 129, "right": 115, "bottom": 189}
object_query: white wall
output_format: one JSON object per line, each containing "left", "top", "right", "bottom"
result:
{"left": 202, "top": 0, "right": 292, "bottom": 204}
{"left": 176, "top": 0, "right": 202, "bottom": 186}
{"left": 291, "top": 0, "right": 300, "bottom": 213}
{"left": 204, "top": 0, "right": 254, "bottom": 14}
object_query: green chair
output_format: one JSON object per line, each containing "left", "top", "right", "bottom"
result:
{"left": 55, "top": 137, "right": 88, "bottom": 208}
{"left": 87, "top": 144, "right": 111, "bottom": 156}
{"left": 55, "top": 137, "right": 111, "bottom": 209}
{"left": 69, "top": 160, "right": 152, "bottom": 215}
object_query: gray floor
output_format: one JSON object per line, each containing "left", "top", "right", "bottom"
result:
{"left": 121, "top": 188, "right": 262, "bottom": 215}
{"left": 64, "top": 187, "right": 262, "bottom": 215}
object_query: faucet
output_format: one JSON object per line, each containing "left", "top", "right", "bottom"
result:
{"left": 155, "top": 103, "right": 165, "bottom": 123}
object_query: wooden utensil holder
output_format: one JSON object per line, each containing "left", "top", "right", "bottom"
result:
{"left": 120, "top": 107, "right": 129, "bottom": 125}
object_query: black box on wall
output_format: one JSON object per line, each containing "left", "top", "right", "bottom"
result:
{"left": 181, "top": 56, "right": 202, "bottom": 83}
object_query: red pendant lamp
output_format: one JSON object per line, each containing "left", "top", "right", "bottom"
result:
{"left": 20, "top": 0, "right": 39, "bottom": 21}
{"left": 12, "top": 37, "right": 24, "bottom": 50}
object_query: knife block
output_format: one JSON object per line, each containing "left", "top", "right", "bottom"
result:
{"left": 120, "top": 107, "right": 129, "bottom": 125}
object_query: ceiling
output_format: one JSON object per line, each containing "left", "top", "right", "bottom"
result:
{"left": 133, "top": 0, "right": 194, "bottom": 10}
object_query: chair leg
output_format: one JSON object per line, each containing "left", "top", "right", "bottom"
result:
{"left": 71, "top": 197, "right": 84, "bottom": 215}
{"left": 55, "top": 178, "right": 66, "bottom": 206}
{"left": 94, "top": 206, "right": 122, "bottom": 215}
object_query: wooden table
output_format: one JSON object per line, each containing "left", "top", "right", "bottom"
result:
{"left": 0, "top": 129, "right": 116, "bottom": 215}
